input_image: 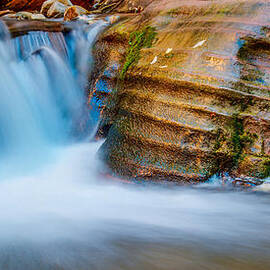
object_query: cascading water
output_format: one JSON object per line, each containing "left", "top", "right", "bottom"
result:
{"left": 0, "top": 18, "right": 270, "bottom": 270}
{"left": 0, "top": 20, "right": 105, "bottom": 177}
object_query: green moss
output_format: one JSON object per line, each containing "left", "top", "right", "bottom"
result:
{"left": 206, "top": 129, "right": 228, "bottom": 176}
{"left": 119, "top": 26, "right": 157, "bottom": 80}
{"left": 213, "top": 128, "right": 224, "bottom": 152}
{"left": 252, "top": 158, "right": 270, "bottom": 179}
{"left": 261, "top": 139, "right": 265, "bottom": 155}
{"left": 229, "top": 114, "right": 256, "bottom": 168}
{"left": 262, "top": 159, "right": 270, "bottom": 178}
{"left": 230, "top": 114, "right": 244, "bottom": 166}
{"left": 209, "top": 115, "right": 257, "bottom": 177}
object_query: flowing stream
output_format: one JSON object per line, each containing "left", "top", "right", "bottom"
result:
{"left": 0, "top": 20, "right": 270, "bottom": 270}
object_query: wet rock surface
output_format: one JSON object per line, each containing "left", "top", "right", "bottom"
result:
{"left": 94, "top": 0, "right": 270, "bottom": 182}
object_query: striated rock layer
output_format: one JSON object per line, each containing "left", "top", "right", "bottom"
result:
{"left": 95, "top": 0, "right": 270, "bottom": 182}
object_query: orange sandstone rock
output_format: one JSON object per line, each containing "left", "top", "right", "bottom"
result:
{"left": 64, "top": 5, "right": 88, "bottom": 21}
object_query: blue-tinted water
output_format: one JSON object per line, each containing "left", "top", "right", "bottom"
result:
{"left": 0, "top": 20, "right": 269, "bottom": 270}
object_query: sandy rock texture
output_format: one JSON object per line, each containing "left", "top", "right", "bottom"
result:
{"left": 95, "top": 0, "right": 270, "bottom": 182}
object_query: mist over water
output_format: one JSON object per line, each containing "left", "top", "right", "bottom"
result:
{"left": 0, "top": 142, "right": 270, "bottom": 270}
{"left": 0, "top": 20, "right": 270, "bottom": 270}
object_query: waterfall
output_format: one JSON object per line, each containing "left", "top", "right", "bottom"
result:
{"left": 0, "top": 20, "right": 107, "bottom": 177}
{"left": 0, "top": 15, "right": 270, "bottom": 270}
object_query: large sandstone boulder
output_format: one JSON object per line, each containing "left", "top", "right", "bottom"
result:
{"left": 95, "top": 0, "right": 270, "bottom": 182}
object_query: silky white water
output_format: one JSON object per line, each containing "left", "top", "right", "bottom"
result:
{"left": 0, "top": 142, "right": 270, "bottom": 270}
{"left": 0, "top": 20, "right": 270, "bottom": 270}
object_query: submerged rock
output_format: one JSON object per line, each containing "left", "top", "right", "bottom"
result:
{"left": 232, "top": 177, "right": 264, "bottom": 188}
{"left": 95, "top": 0, "right": 270, "bottom": 182}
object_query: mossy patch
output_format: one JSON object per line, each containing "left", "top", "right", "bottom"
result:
{"left": 209, "top": 114, "right": 257, "bottom": 176}
{"left": 262, "top": 159, "right": 270, "bottom": 178}
{"left": 225, "top": 114, "right": 257, "bottom": 169}
{"left": 119, "top": 26, "right": 157, "bottom": 80}
{"left": 230, "top": 114, "right": 246, "bottom": 167}
{"left": 237, "top": 156, "right": 270, "bottom": 179}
